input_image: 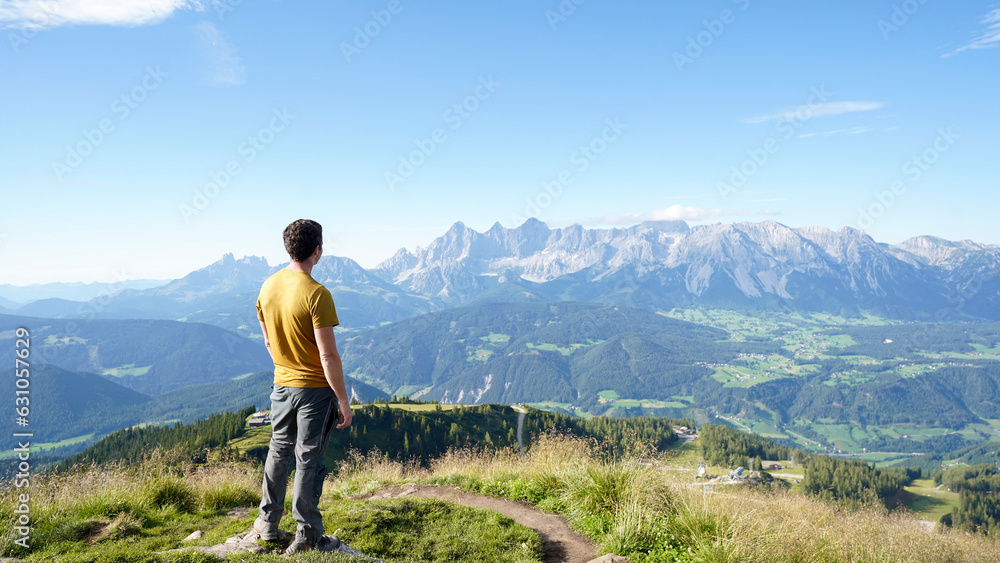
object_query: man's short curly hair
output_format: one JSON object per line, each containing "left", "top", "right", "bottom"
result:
{"left": 283, "top": 219, "right": 323, "bottom": 262}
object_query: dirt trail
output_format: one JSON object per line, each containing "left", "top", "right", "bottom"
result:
{"left": 356, "top": 484, "right": 598, "bottom": 563}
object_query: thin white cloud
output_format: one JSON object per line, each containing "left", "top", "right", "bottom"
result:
{"left": 745, "top": 101, "right": 884, "bottom": 124}
{"left": 575, "top": 205, "right": 723, "bottom": 227}
{"left": 0, "top": 0, "right": 202, "bottom": 29}
{"left": 578, "top": 207, "right": 776, "bottom": 227}
{"left": 799, "top": 125, "right": 875, "bottom": 139}
{"left": 943, "top": 8, "right": 1000, "bottom": 57}
{"left": 661, "top": 194, "right": 706, "bottom": 201}
{"left": 193, "top": 20, "right": 246, "bottom": 87}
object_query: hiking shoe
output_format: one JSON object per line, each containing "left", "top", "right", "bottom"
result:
{"left": 284, "top": 534, "right": 340, "bottom": 555}
{"left": 320, "top": 535, "right": 341, "bottom": 551}
{"left": 252, "top": 517, "right": 279, "bottom": 542}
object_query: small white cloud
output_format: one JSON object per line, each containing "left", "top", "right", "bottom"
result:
{"left": 943, "top": 8, "right": 1000, "bottom": 57}
{"left": 799, "top": 125, "right": 875, "bottom": 139}
{"left": 0, "top": 0, "right": 203, "bottom": 29}
{"left": 193, "top": 20, "right": 246, "bottom": 87}
{"left": 745, "top": 101, "right": 883, "bottom": 124}
{"left": 576, "top": 205, "right": 723, "bottom": 227}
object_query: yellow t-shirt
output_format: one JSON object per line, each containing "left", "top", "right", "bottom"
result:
{"left": 256, "top": 268, "right": 339, "bottom": 388}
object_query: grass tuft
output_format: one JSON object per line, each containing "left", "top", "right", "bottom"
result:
{"left": 145, "top": 477, "right": 197, "bottom": 513}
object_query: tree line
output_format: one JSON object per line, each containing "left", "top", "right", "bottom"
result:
{"left": 51, "top": 402, "right": 691, "bottom": 470}
{"left": 934, "top": 464, "right": 1000, "bottom": 534}
{"left": 700, "top": 423, "right": 915, "bottom": 508}
{"left": 55, "top": 406, "right": 256, "bottom": 469}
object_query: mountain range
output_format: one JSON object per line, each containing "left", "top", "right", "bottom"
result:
{"left": 7, "top": 219, "right": 999, "bottom": 328}
{"left": 371, "top": 219, "right": 999, "bottom": 319}
{"left": 8, "top": 254, "right": 436, "bottom": 335}
{"left": 5, "top": 218, "right": 1000, "bottom": 461}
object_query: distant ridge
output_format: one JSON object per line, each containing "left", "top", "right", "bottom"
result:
{"left": 372, "top": 219, "right": 999, "bottom": 319}
{"left": 0, "top": 279, "right": 169, "bottom": 303}
{"left": 5, "top": 219, "right": 1000, "bottom": 322}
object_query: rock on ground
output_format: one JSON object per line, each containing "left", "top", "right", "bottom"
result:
{"left": 164, "top": 527, "right": 385, "bottom": 560}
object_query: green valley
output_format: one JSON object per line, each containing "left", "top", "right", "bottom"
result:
{"left": 339, "top": 302, "right": 1000, "bottom": 461}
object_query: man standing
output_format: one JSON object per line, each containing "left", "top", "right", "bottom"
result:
{"left": 253, "top": 219, "right": 353, "bottom": 554}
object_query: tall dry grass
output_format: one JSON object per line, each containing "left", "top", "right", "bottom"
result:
{"left": 664, "top": 478, "right": 1000, "bottom": 563}
{"left": 326, "top": 433, "right": 1000, "bottom": 563}
{"left": 0, "top": 450, "right": 263, "bottom": 557}
{"left": 7, "top": 436, "right": 1000, "bottom": 562}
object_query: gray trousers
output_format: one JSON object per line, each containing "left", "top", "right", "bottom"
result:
{"left": 258, "top": 384, "right": 337, "bottom": 540}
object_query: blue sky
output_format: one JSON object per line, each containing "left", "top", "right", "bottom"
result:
{"left": 1, "top": 0, "right": 998, "bottom": 285}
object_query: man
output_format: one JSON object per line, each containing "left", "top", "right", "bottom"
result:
{"left": 253, "top": 218, "right": 353, "bottom": 555}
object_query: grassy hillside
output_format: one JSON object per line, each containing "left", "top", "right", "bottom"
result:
{"left": 6, "top": 430, "right": 1000, "bottom": 561}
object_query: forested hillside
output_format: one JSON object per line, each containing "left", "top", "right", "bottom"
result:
{"left": 340, "top": 301, "right": 758, "bottom": 407}
{"left": 900, "top": 441, "right": 1000, "bottom": 475}
{"left": 0, "top": 364, "right": 148, "bottom": 442}
{"left": 333, "top": 302, "right": 1000, "bottom": 460}
{"left": 0, "top": 367, "right": 388, "bottom": 463}
{"left": 0, "top": 314, "right": 270, "bottom": 394}
{"left": 58, "top": 406, "right": 256, "bottom": 469}
{"left": 61, "top": 402, "right": 691, "bottom": 469}
{"left": 142, "top": 370, "right": 387, "bottom": 423}
{"left": 700, "top": 423, "right": 915, "bottom": 509}
{"left": 936, "top": 464, "right": 1000, "bottom": 534}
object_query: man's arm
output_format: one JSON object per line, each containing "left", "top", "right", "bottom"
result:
{"left": 315, "top": 325, "right": 353, "bottom": 429}
{"left": 259, "top": 320, "right": 273, "bottom": 361}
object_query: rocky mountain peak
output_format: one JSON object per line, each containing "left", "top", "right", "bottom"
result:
{"left": 635, "top": 220, "right": 690, "bottom": 233}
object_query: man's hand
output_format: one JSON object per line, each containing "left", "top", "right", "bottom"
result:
{"left": 336, "top": 397, "right": 353, "bottom": 429}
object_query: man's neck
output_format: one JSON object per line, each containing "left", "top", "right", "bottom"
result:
{"left": 286, "top": 260, "right": 314, "bottom": 275}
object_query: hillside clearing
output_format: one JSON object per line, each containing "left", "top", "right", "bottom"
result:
{"left": 356, "top": 483, "right": 596, "bottom": 563}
